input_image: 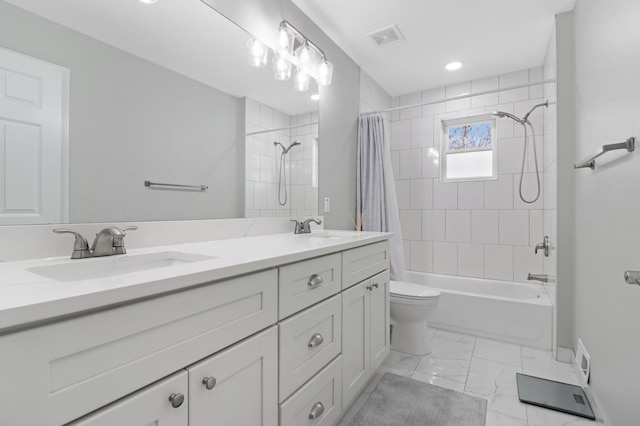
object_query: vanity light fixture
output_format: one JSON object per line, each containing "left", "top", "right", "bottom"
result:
{"left": 246, "top": 20, "right": 333, "bottom": 91}
{"left": 310, "top": 94, "right": 320, "bottom": 101}
{"left": 445, "top": 61, "right": 463, "bottom": 71}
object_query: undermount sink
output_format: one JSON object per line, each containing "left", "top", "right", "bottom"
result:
{"left": 304, "top": 231, "right": 351, "bottom": 240}
{"left": 27, "top": 251, "right": 217, "bottom": 282}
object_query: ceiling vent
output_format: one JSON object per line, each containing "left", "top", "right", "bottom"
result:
{"left": 367, "top": 24, "right": 405, "bottom": 46}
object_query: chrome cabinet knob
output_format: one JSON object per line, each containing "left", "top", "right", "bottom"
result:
{"left": 202, "top": 376, "right": 217, "bottom": 390}
{"left": 372, "top": 283, "right": 379, "bottom": 289}
{"left": 308, "top": 401, "right": 325, "bottom": 419}
{"left": 169, "top": 393, "right": 185, "bottom": 408}
{"left": 308, "top": 333, "right": 324, "bottom": 348}
{"left": 308, "top": 274, "right": 323, "bottom": 288}
{"left": 366, "top": 285, "right": 373, "bottom": 291}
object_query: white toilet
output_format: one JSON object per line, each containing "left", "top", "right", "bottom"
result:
{"left": 390, "top": 280, "right": 441, "bottom": 355}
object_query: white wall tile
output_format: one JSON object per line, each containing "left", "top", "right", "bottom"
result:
{"left": 391, "top": 151, "right": 400, "bottom": 178}
{"left": 513, "top": 246, "right": 543, "bottom": 283}
{"left": 400, "top": 210, "right": 421, "bottom": 240}
{"left": 471, "top": 76, "right": 500, "bottom": 108}
{"left": 434, "top": 181, "right": 458, "bottom": 209}
{"left": 485, "top": 176, "right": 514, "bottom": 209}
{"left": 458, "top": 243, "right": 484, "bottom": 278}
{"left": 391, "top": 120, "right": 411, "bottom": 151}
{"left": 411, "top": 179, "right": 433, "bottom": 209}
{"left": 421, "top": 87, "right": 446, "bottom": 116}
{"left": 471, "top": 210, "right": 499, "bottom": 244}
{"left": 446, "top": 210, "right": 471, "bottom": 243}
{"left": 421, "top": 147, "right": 440, "bottom": 178}
{"left": 499, "top": 210, "right": 529, "bottom": 246}
{"left": 485, "top": 245, "right": 514, "bottom": 281}
{"left": 399, "top": 149, "right": 422, "bottom": 179}
{"left": 411, "top": 116, "right": 434, "bottom": 147}
{"left": 410, "top": 241, "right": 433, "bottom": 272}
{"left": 513, "top": 173, "right": 544, "bottom": 209}
{"left": 433, "top": 242, "right": 458, "bottom": 275}
{"left": 497, "top": 138, "right": 524, "bottom": 174}
{"left": 395, "top": 180, "right": 411, "bottom": 210}
{"left": 403, "top": 239, "right": 411, "bottom": 270}
{"left": 399, "top": 92, "right": 422, "bottom": 120}
{"left": 422, "top": 210, "right": 445, "bottom": 241}
{"left": 445, "top": 82, "right": 471, "bottom": 112}
{"left": 529, "top": 210, "right": 544, "bottom": 246}
{"left": 458, "top": 181, "right": 485, "bottom": 209}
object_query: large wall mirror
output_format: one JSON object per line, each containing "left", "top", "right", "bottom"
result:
{"left": 0, "top": 0, "right": 319, "bottom": 225}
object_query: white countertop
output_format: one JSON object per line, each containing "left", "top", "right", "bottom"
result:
{"left": 0, "top": 230, "right": 390, "bottom": 332}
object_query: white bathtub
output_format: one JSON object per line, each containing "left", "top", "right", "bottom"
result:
{"left": 405, "top": 271, "right": 553, "bottom": 349}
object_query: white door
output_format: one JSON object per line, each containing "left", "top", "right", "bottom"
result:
{"left": 369, "top": 270, "right": 391, "bottom": 371}
{"left": 341, "top": 280, "right": 370, "bottom": 409}
{"left": 187, "top": 326, "right": 278, "bottom": 426}
{"left": 0, "top": 47, "right": 68, "bottom": 224}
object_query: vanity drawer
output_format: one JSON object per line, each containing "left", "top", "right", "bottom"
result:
{"left": 342, "top": 241, "right": 390, "bottom": 289}
{"left": 279, "top": 355, "right": 343, "bottom": 426}
{"left": 279, "top": 253, "right": 342, "bottom": 319}
{"left": 0, "top": 269, "right": 277, "bottom": 426}
{"left": 279, "top": 294, "right": 342, "bottom": 402}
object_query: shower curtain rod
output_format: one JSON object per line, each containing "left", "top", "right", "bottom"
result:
{"left": 246, "top": 121, "right": 318, "bottom": 136}
{"left": 360, "top": 78, "right": 556, "bottom": 116}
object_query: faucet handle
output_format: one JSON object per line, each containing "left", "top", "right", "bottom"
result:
{"left": 301, "top": 218, "right": 322, "bottom": 233}
{"left": 290, "top": 219, "right": 303, "bottom": 234}
{"left": 119, "top": 226, "right": 139, "bottom": 235}
{"left": 53, "top": 229, "right": 90, "bottom": 259}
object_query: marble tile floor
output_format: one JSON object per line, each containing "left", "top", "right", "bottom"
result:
{"left": 339, "top": 328, "right": 603, "bottom": 426}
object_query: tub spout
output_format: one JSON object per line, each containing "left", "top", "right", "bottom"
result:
{"left": 528, "top": 273, "right": 552, "bottom": 283}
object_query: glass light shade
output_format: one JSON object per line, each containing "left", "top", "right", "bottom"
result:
{"left": 293, "top": 68, "right": 310, "bottom": 92}
{"left": 317, "top": 59, "right": 333, "bottom": 86}
{"left": 275, "top": 26, "right": 295, "bottom": 55}
{"left": 272, "top": 54, "right": 292, "bottom": 81}
{"left": 294, "top": 42, "right": 317, "bottom": 74}
{"left": 246, "top": 38, "right": 268, "bottom": 68}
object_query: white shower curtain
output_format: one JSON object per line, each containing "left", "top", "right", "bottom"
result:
{"left": 357, "top": 114, "right": 406, "bottom": 281}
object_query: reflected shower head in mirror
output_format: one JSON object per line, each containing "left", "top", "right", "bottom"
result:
{"left": 274, "top": 140, "right": 301, "bottom": 206}
{"left": 274, "top": 140, "right": 301, "bottom": 154}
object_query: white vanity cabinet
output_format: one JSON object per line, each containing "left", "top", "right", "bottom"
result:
{"left": 0, "top": 234, "right": 390, "bottom": 426}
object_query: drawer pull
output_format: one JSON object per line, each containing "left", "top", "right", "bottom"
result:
{"left": 308, "top": 401, "right": 325, "bottom": 419}
{"left": 372, "top": 283, "right": 379, "bottom": 289}
{"left": 202, "top": 376, "right": 217, "bottom": 390}
{"left": 307, "top": 274, "right": 324, "bottom": 288}
{"left": 308, "top": 333, "right": 324, "bottom": 348}
{"left": 169, "top": 393, "right": 185, "bottom": 408}
{"left": 366, "top": 284, "right": 373, "bottom": 291}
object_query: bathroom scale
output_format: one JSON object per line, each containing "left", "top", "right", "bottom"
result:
{"left": 516, "top": 373, "right": 595, "bottom": 420}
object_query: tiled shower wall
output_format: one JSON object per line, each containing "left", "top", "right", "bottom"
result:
{"left": 245, "top": 98, "right": 318, "bottom": 218}
{"left": 388, "top": 68, "right": 549, "bottom": 283}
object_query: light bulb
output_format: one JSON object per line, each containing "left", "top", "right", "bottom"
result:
{"left": 317, "top": 58, "right": 333, "bottom": 86}
{"left": 246, "top": 38, "right": 268, "bottom": 68}
{"left": 294, "top": 68, "right": 310, "bottom": 92}
{"left": 275, "top": 26, "right": 294, "bottom": 55}
{"left": 294, "top": 42, "right": 317, "bottom": 74}
{"left": 272, "top": 54, "right": 292, "bottom": 81}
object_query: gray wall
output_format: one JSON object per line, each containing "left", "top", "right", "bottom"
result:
{"left": 558, "top": 1, "right": 640, "bottom": 424}
{"left": 0, "top": 1, "right": 244, "bottom": 223}
{"left": 203, "top": 0, "right": 360, "bottom": 230}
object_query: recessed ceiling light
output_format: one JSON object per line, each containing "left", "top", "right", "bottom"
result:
{"left": 445, "top": 61, "right": 463, "bottom": 71}
{"left": 310, "top": 94, "right": 319, "bottom": 101}
{"left": 138, "top": 0, "right": 158, "bottom": 4}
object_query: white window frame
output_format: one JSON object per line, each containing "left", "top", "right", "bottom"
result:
{"left": 440, "top": 114, "right": 498, "bottom": 182}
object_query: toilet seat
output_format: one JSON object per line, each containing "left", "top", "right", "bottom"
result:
{"left": 390, "top": 280, "right": 440, "bottom": 299}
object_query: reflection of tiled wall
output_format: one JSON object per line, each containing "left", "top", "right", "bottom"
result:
{"left": 245, "top": 98, "right": 318, "bottom": 218}
{"left": 390, "top": 68, "right": 550, "bottom": 283}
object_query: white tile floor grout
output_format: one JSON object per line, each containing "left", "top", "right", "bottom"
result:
{"left": 339, "top": 328, "right": 603, "bottom": 426}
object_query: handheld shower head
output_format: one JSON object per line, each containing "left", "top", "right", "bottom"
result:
{"left": 284, "top": 140, "right": 301, "bottom": 154}
{"left": 491, "top": 110, "right": 524, "bottom": 124}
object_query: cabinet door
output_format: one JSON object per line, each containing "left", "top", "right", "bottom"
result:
{"left": 341, "top": 280, "right": 370, "bottom": 409}
{"left": 68, "top": 371, "right": 188, "bottom": 426}
{"left": 369, "top": 270, "right": 391, "bottom": 371}
{"left": 187, "top": 326, "right": 278, "bottom": 426}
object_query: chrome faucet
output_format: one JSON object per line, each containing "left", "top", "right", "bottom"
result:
{"left": 54, "top": 226, "right": 138, "bottom": 259}
{"left": 290, "top": 218, "right": 322, "bottom": 234}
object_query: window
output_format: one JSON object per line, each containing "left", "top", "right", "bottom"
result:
{"left": 440, "top": 115, "right": 497, "bottom": 182}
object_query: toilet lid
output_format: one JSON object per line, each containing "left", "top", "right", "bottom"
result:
{"left": 390, "top": 280, "right": 440, "bottom": 298}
